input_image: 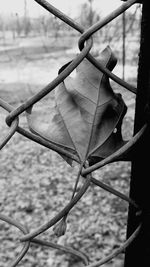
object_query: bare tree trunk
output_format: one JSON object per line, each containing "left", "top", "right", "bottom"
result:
{"left": 24, "top": 0, "right": 27, "bottom": 35}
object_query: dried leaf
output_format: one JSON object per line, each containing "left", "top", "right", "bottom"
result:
{"left": 26, "top": 46, "right": 127, "bottom": 165}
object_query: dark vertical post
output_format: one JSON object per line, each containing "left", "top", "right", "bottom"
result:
{"left": 124, "top": 1, "right": 150, "bottom": 266}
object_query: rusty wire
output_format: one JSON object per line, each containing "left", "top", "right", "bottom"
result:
{"left": 0, "top": 0, "right": 145, "bottom": 266}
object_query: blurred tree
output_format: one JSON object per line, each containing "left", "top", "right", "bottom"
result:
{"left": 79, "top": 0, "right": 100, "bottom": 29}
{"left": 52, "top": 16, "right": 63, "bottom": 40}
{"left": 15, "top": 13, "right": 22, "bottom": 37}
{"left": 39, "top": 15, "right": 49, "bottom": 36}
{"left": 23, "top": 0, "right": 31, "bottom": 37}
{"left": 0, "top": 14, "right": 6, "bottom": 41}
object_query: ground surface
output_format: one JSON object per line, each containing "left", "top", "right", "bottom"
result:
{"left": 0, "top": 35, "right": 137, "bottom": 267}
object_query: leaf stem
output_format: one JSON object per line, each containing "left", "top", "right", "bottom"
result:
{"left": 62, "top": 161, "right": 88, "bottom": 226}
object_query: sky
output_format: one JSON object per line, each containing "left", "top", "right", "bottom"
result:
{"left": 0, "top": 0, "right": 122, "bottom": 18}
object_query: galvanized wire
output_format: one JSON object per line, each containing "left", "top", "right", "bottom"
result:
{"left": 0, "top": 0, "right": 145, "bottom": 266}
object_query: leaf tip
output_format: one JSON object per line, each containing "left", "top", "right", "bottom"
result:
{"left": 53, "top": 218, "right": 67, "bottom": 237}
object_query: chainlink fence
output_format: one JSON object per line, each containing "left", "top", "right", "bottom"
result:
{"left": 0, "top": 0, "right": 146, "bottom": 266}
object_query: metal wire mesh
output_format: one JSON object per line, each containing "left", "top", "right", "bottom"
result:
{"left": 0, "top": 0, "right": 145, "bottom": 266}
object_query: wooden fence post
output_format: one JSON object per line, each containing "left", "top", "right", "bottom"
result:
{"left": 124, "top": 0, "right": 150, "bottom": 266}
